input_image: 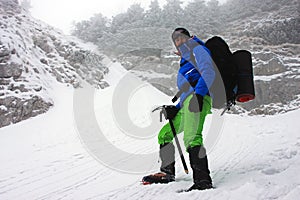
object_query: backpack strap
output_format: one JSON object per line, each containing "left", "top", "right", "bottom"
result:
{"left": 188, "top": 40, "right": 204, "bottom": 68}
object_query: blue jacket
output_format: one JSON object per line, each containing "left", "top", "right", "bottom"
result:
{"left": 176, "top": 36, "right": 215, "bottom": 109}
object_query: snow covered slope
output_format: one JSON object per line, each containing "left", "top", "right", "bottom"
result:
{"left": 0, "top": 0, "right": 109, "bottom": 128}
{"left": 0, "top": 59, "right": 300, "bottom": 200}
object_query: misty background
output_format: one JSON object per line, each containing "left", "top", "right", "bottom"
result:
{"left": 19, "top": 0, "right": 300, "bottom": 115}
{"left": 20, "top": 0, "right": 299, "bottom": 56}
{"left": 67, "top": 0, "right": 299, "bottom": 115}
{"left": 3, "top": 0, "right": 300, "bottom": 120}
{"left": 22, "top": 0, "right": 228, "bottom": 34}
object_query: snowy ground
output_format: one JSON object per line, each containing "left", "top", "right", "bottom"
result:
{"left": 0, "top": 61, "right": 300, "bottom": 200}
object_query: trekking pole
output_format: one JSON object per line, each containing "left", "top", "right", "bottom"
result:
{"left": 152, "top": 106, "right": 189, "bottom": 174}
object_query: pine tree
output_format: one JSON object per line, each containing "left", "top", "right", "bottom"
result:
{"left": 110, "top": 12, "right": 129, "bottom": 33}
{"left": 206, "top": 0, "right": 222, "bottom": 34}
{"left": 183, "top": 0, "right": 207, "bottom": 34}
{"left": 110, "top": 3, "right": 145, "bottom": 33}
{"left": 145, "top": 0, "right": 162, "bottom": 27}
{"left": 126, "top": 3, "right": 145, "bottom": 28}
{"left": 161, "top": 0, "right": 184, "bottom": 28}
{"left": 72, "top": 14, "right": 108, "bottom": 43}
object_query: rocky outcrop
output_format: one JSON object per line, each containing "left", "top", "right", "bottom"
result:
{"left": 0, "top": 0, "right": 21, "bottom": 14}
{"left": 254, "top": 57, "right": 286, "bottom": 76}
{"left": 30, "top": 34, "right": 110, "bottom": 88}
{"left": 0, "top": 96, "right": 53, "bottom": 127}
{"left": 241, "top": 76, "right": 300, "bottom": 110}
{"left": 0, "top": 40, "right": 52, "bottom": 128}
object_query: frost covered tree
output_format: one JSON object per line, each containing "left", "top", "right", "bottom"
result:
{"left": 161, "top": 0, "right": 184, "bottom": 28}
{"left": 71, "top": 0, "right": 299, "bottom": 54}
{"left": 110, "top": 3, "right": 145, "bottom": 33}
{"left": 144, "top": 0, "right": 162, "bottom": 27}
{"left": 206, "top": 0, "right": 222, "bottom": 34}
{"left": 126, "top": 3, "right": 145, "bottom": 28}
{"left": 87, "top": 14, "right": 109, "bottom": 43}
{"left": 72, "top": 13, "right": 109, "bottom": 43}
{"left": 110, "top": 13, "right": 129, "bottom": 33}
{"left": 183, "top": 0, "right": 207, "bottom": 34}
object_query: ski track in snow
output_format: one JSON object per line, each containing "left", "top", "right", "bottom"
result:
{"left": 0, "top": 60, "right": 300, "bottom": 200}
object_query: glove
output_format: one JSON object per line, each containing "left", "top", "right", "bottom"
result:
{"left": 188, "top": 94, "right": 203, "bottom": 113}
{"left": 163, "top": 105, "right": 179, "bottom": 120}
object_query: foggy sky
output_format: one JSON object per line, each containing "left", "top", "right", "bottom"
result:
{"left": 27, "top": 0, "right": 227, "bottom": 35}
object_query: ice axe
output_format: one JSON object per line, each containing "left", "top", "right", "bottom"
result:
{"left": 152, "top": 106, "right": 189, "bottom": 174}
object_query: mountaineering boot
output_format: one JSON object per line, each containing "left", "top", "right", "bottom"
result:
{"left": 186, "top": 180, "right": 213, "bottom": 191}
{"left": 142, "top": 172, "right": 175, "bottom": 185}
{"left": 187, "top": 145, "right": 213, "bottom": 191}
{"left": 142, "top": 143, "right": 175, "bottom": 185}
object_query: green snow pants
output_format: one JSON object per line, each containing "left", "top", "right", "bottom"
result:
{"left": 158, "top": 94, "right": 212, "bottom": 150}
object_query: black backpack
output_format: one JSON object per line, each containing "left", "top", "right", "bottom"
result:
{"left": 192, "top": 36, "right": 255, "bottom": 111}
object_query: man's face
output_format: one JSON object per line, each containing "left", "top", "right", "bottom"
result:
{"left": 174, "top": 36, "right": 188, "bottom": 48}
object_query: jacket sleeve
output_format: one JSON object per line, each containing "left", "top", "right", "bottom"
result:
{"left": 175, "top": 102, "right": 181, "bottom": 109}
{"left": 192, "top": 45, "right": 215, "bottom": 96}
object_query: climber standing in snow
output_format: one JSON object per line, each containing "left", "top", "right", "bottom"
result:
{"left": 143, "top": 28, "right": 215, "bottom": 191}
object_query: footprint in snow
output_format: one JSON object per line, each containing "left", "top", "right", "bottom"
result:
{"left": 271, "top": 149, "right": 297, "bottom": 160}
{"left": 261, "top": 168, "right": 282, "bottom": 175}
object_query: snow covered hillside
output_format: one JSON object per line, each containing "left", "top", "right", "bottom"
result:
{"left": 0, "top": 59, "right": 300, "bottom": 200}
{"left": 0, "top": 0, "right": 109, "bottom": 128}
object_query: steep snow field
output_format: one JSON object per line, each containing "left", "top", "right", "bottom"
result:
{"left": 0, "top": 61, "right": 300, "bottom": 200}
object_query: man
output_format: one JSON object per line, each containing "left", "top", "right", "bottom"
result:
{"left": 143, "top": 28, "right": 215, "bottom": 191}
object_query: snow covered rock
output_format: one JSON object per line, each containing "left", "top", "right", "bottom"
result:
{"left": 0, "top": 0, "right": 21, "bottom": 14}
{"left": 254, "top": 57, "right": 286, "bottom": 76}
{"left": 0, "top": 96, "right": 52, "bottom": 127}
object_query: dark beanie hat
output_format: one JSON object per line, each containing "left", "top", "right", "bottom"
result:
{"left": 172, "top": 27, "right": 191, "bottom": 42}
